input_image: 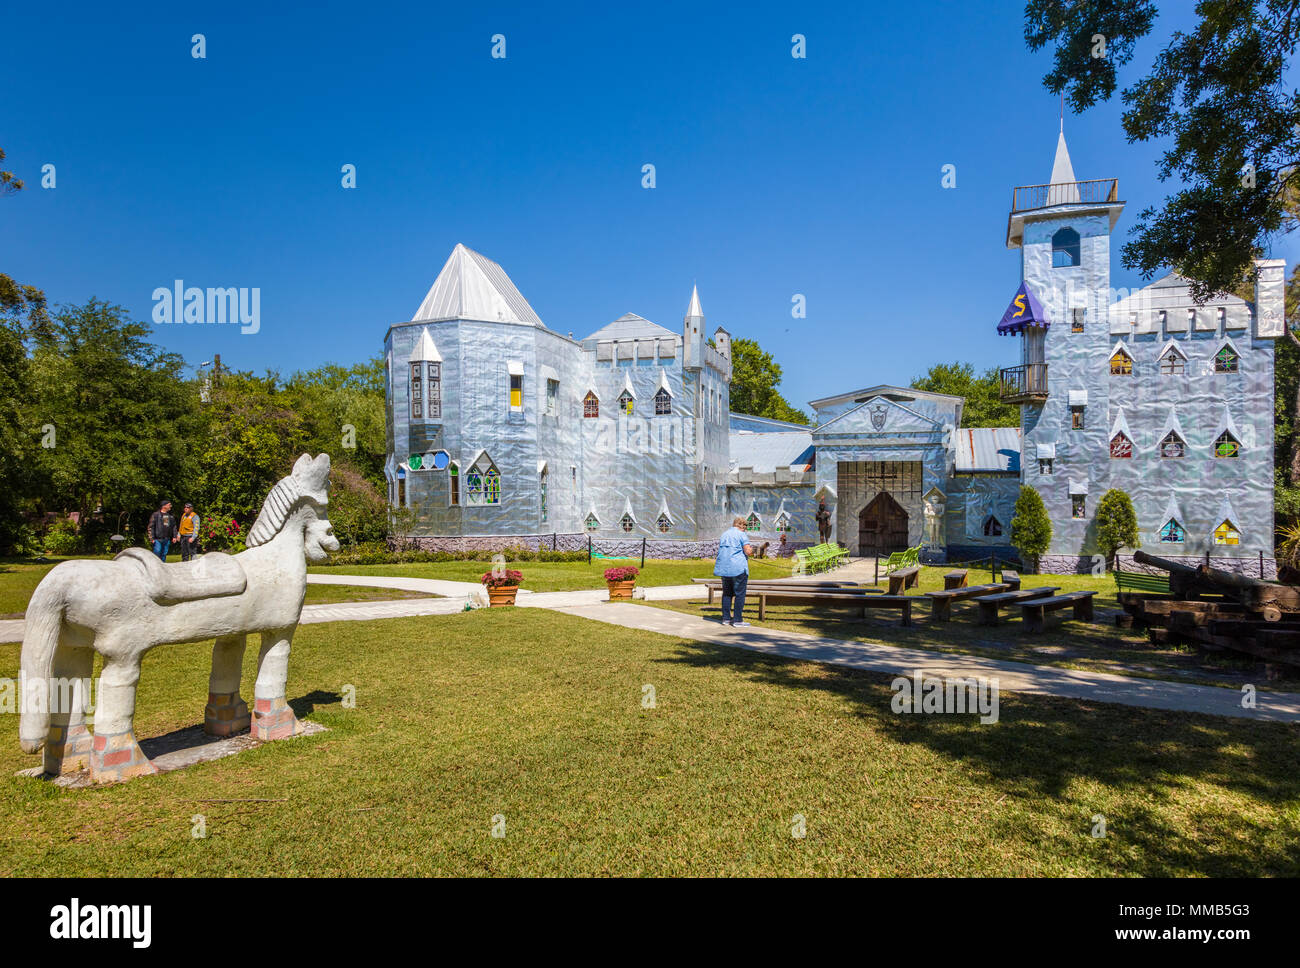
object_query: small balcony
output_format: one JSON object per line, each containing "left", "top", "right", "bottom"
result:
{"left": 999, "top": 363, "right": 1049, "bottom": 404}
{"left": 1010, "top": 178, "right": 1119, "bottom": 213}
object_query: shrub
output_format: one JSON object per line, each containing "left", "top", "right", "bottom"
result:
{"left": 480, "top": 569, "right": 524, "bottom": 587}
{"left": 1009, "top": 485, "right": 1052, "bottom": 573}
{"left": 604, "top": 566, "right": 639, "bottom": 582}
{"left": 327, "top": 464, "right": 389, "bottom": 547}
{"left": 318, "top": 543, "right": 588, "bottom": 567}
{"left": 201, "top": 510, "right": 246, "bottom": 553}
{"left": 1095, "top": 488, "right": 1140, "bottom": 570}
{"left": 43, "top": 517, "right": 82, "bottom": 556}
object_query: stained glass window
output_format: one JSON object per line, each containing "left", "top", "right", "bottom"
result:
{"left": 1160, "top": 432, "right": 1185, "bottom": 458}
{"left": 539, "top": 469, "right": 547, "bottom": 523}
{"left": 620, "top": 513, "right": 635, "bottom": 533}
{"left": 585, "top": 513, "right": 599, "bottom": 532}
{"left": 583, "top": 391, "right": 599, "bottom": 418}
{"left": 1071, "top": 407, "right": 1084, "bottom": 430}
{"left": 775, "top": 514, "right": 791, "bottom": 533}
{"left": 983, "top": 515, "right": 1002, "bottom": 536}
{"left": 1160, "top": 519, "right": 1185, "bottom": 543}
{"left": 1109, "top": 349, "right": 1133, "bottom": 375}
{"left": 1214, "top": 432, "right": 1240, "bottom": 458}
{"left": 745, "top": 513, "right": 761, "bottom": 532}
{"left": 466, "top": 454, "right": 501, "bottom": 506}
{"left": 448, "top": 462, "right": 459, "bottom": 506}
{"left": 1214, "top": 346, "right": 1239, "bottom": 373}
{"left": 509, "top": 374, "right": 523, "bottom": 411}
{"left": 618, "top": 391, "right": 634, "bottom": 416}
{"left": 657, "top": 513, "right": 672, "bottom": 533}
{"left": 1214, "top": 520, "right": 1240, "bottom": 545}
{"left": 484, "top": 469, "right": 500, "bottom": 504}
{"left": 1071, "top": 495, "right": 1086, "bottom": 519}
{"left": 654, "top": 387, "right": 671, "bottom": 415}
{"left": 1110, "top": 432, "right": 1133, "bottom": 459}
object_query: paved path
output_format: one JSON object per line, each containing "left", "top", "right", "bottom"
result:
{"left": 555, "top": 602, "right": 1300, "bottom": 723}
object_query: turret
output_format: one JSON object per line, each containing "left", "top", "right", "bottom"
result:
{"left": 683, "top": 284, "right": 705, "bottom": 370}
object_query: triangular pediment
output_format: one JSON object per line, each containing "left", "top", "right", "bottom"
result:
{"left": 814, "top": 396, "right": 942, "bottom": 436}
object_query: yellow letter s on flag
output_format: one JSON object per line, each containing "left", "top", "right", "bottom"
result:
{"left": 1012, "top": 294, "right": 1026, "bottom": 318}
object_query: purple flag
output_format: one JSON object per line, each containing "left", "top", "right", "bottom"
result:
{"left": 997, "top": 283, "right": 1050, "bottom": 335}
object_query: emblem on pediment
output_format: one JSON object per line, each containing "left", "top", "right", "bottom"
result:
{"left": 869, "top": 405, "right": 888, "bottom": 431}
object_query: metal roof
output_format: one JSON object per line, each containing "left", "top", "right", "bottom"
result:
{"left": 584, "top": 312, "right": 678, "bottom": 342}
{"left": 954, "top": 427, "right": 1021, "bottom": 473}
{"left": 413, "top": 244, "right": 544, "bottom": 325}
{"left": 728, "top": 431, "right": 814, "bottom": 473}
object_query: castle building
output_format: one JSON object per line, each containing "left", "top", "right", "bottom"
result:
{"left": 384, "top": 133, "right": 1285, "bottom": 571}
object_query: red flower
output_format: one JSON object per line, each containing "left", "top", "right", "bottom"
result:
{"left": 604, "top": 566, "right": 639, "bottom": 582}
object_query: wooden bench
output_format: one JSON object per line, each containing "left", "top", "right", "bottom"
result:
{"left": 691, "top": 577, "right": 877, "bottom": 604}
{"left": 943, "top": 569, "right": 969, "bottom": 590}
{"left": 1020, "top": 591, "right": 1098, "bottom": 633}
{"left": 925, "top": 582, "right": 1008, "bottom": 622}
{"left": 1113, "top": 570, "right": 1171, "bottom": 598}
{"left": 975, "top": 586, "right": 1060, "bottom": 625}
{"left": 751, "top": 589, "right": 913, "bottom": 626}
{"left": 998, "top": 570, "right": 1021, "bottom": 592}
{"left": 887, "top": 566, "right": 921, "bottom": 595}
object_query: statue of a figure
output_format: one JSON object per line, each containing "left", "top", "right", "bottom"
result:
{"left": 924, "top": 493, "right": 945, "bottom": 549}
{"left": 19, "top": 454, "right": 339, "bottom": 783}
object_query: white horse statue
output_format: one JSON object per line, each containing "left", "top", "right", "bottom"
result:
{"left": 19, "top": 453, "right": 340, "bottom": 783}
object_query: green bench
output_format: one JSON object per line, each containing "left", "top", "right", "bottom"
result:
{"left": 884, "top": 544, "right": 922, "bottom": 573}
{"left": 1114, "top": 571, "right": 1171, "bottom": 597}
{"left": 795, "top": 542, "right": 849, "bottom": 574}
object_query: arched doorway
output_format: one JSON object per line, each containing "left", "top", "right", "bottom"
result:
{"left": 859, "top": 492, "right": 908, "bottom": 557}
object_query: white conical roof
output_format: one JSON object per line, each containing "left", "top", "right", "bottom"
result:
{"left": 686, "top": 284, "right": 704, "bottom": 319}
{"left": 1047, "top": 130, "right": 1081, "bottom": 204}
{"left": 413, "top": 244, "right": 543, "bottom": 325}
{"left": 409, "top": 326, "right": 441, "bottom": 362}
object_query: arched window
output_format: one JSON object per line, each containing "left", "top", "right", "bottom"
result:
{"left": 1159, "top": 432, "right": 1185, "bottom": 459}
{"left": 618, "top": 390, "right": 634, "bottom": 416}
{"left": 1109, "top": 432, "right": 1133, "bottom": 459}
{"left": 1214, "top": 520, "right": 1240, "bottom": 545}
{"left": 583, "top": 391, "right": 599, "bottom": 418}
{"left": 620, "top": 513, "right": 635, "bottom": 532}
{"left": 1109, "top": 347, "right": 1133, "bottom": 375}
{"left": 448, "top": 461, "right": 460, "bottom": 506}
{"left": 654, "top": 387, "right": 671, "bottom": 416}
{"left": 466, "top": 452, "right": 501, "bottom": 506}
{"left": 539, "top": 467, "right": 547, "bottom": 524}
{"left": 1051, "top": 227, "right": 1081, "bottom": 267}
{"left": 1213, "top": 431, "right": 1240, "bottom": 459}
{"left": 1160, "top": 519, "right": 1186, "bottom": 543}
{"left": 982, "top": 515, "right": 1002, "bottom": 537}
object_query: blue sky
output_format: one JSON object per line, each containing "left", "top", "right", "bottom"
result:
{"left": 3, "top": 1, "right": 1296, "bottom": 412}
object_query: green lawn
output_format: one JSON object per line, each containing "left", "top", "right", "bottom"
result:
{"left": 302, "top": 584, "right": 431, "bottom": 605}
{"left": 651, "top": 565, "right": 1300, "bottom": 692}
{"left": 1, "top": 608, "right": 1298, "bottom": 876}
{"left": 308, "top": 556, "right": 794, "bottom": 592}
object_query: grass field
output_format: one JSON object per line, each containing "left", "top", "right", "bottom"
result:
{"left": 652, "top": 565, "right": 1300, "bottom": 692}
{"left": 1, "top": 607, "right": 1297, "bottom": 876}
{"left": 307, "top": 556, "right": 794, "bottom": 591}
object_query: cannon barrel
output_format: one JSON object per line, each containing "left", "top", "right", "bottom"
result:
{"left": 1132, "top": 549, "right": 1200, "bottom": 576}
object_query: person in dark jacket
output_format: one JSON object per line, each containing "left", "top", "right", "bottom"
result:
{"left": 816, "top": 501, "right": 832, "bottom": 543}
{"left": 147, "top": 500, "right": 178, "bottom": 561}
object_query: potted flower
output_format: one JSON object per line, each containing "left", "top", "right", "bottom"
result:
{"left": 605, "top": 565, "right": 639, "bottom": 601}
{"left": 481, "top": 568, "right": 524, "bottom": 606}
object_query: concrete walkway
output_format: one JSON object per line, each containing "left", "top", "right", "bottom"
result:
{"left": 555, "top": 602, "right": 1300, "bottom": 723}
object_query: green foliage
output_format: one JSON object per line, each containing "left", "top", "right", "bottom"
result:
{"left": 42, "top": 517, "right": 81, "bottom": 556}
{"left": 199, "top": 509, "right": 247, "bottom": 553}
{"left": 1025, "top": 0, "right": 1299, "bottom": 300}
{"left": 321, "top": 542, "right": 590, "bottom": 567}
{"left": 281, "top": 357, "right": 386, "bottom": 488}
{"left": 1095, "top": 488, "right": 1141, "bottom": 567}
{"left": 1009, "top": 485, "right": 1052, "bottom": 570}
{"left": 910, "top": 362, "right": 1019, "bottom": 427}
{"left": 728, "top": 338, "right": 810, "bottom": 424}
{"left": 325, "top": 464, "right": 388, "bottom": 547}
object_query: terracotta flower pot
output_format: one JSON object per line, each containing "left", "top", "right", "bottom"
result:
{"left": 487, "top": 585, "right": 519, "bottom": 607}
{"left": 606, "top": 579, "right": 635, "bottom": 601}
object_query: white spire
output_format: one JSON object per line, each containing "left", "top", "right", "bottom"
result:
{"left": 686, "top": 284, "right": 704, "bottom": 319}
{"left": 409, "top": 326, "right": 441, "bottom": 363}
{"left": 1048, "top": 129, "right": 1081, "bottom": 203}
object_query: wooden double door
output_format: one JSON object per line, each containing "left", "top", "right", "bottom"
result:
{"left": 858, "top": 492, "right": 909, "bottom": 556}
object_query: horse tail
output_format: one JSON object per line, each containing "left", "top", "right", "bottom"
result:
{"left": 19, "top": 567, "right": 70, "bottom": 753}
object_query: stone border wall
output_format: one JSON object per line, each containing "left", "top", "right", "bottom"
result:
{"left": 1038, "top": 552, "right": 1278, "bottom": 580}
{"left": 396, "top": 533, "right": 723, "bottom": 560}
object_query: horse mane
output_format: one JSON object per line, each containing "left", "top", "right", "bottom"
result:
{"left": 246, "top": 454, "right": 332, "bottom": 548}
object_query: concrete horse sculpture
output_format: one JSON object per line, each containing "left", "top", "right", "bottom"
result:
{"left": 19, "top": 453, "right": 340, "bottom": 782}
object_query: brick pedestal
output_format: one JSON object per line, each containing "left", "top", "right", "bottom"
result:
{"left": 251, "top": 697, "right": 303, "bottom": 741}
{"left": 204, "top": 691, "right": 251, "bottom": 737}
{"left": 44, "top": 722, "right": 94, "bottom": 776}
{"left": 90, "top": 730, "right": 158, "bottom": 784}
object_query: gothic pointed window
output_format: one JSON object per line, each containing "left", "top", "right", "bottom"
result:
{"left": 654, "top": 387, "right": 671, "bottom": 416}
{"left": 1159, "top": 346, "right": 1185, "bottom": 375}
{"left": 1214, "top": 344, "right": 1239, "bottom": 373}
{"left": 583, "top": 391, "right": 599, "bottom": 418}
{"left": 1109, "top": 347, "right": 1133, "bottom": 375}
{"left": 620, "top": 512, "right": 635, "bottom": 533}
{"left": 1110, "top": 432, "right": 1133, "bottom": 459}
{"left": 1213, "top": 431, "right": 1240, "bottom": 459}
{"left": 744, "top": 512, "right": 761, "bottom": 532}
{"left": 1160, "top": 431, "right": 1185, "bottom": 459}
{"left": 585, "top": 512, "right": 600, "bottom": 532}
{"left": 618, "top": 390, "right": 634, "bottom": 416}
{"left": 983, "top": 515, "right": 1002, "bottom": 537}
{"left": 1214, "top": 520, "right": 1240, "bottom": 545}
{"left": 656, "top": 513, "right": 672, "bottom": 533}
{"left": 775, "top": 513, "right": 791, "bottom": 533}
{"left": 1051, "top": 227, "right": 1081, "bottom": 267}
{"left": 466, "top": 452, "right": 501, "bottom": 506}
{"left": 1160, "top": 519, "right": 1186, "bottom": 543}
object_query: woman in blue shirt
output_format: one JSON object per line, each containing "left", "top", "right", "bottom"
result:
{"left": 713, "top": 516, "right": 754, "bottom": 626}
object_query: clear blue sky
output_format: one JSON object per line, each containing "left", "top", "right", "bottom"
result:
{"left": 3, "top": 1, "right": 1295, "bottom": 412}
